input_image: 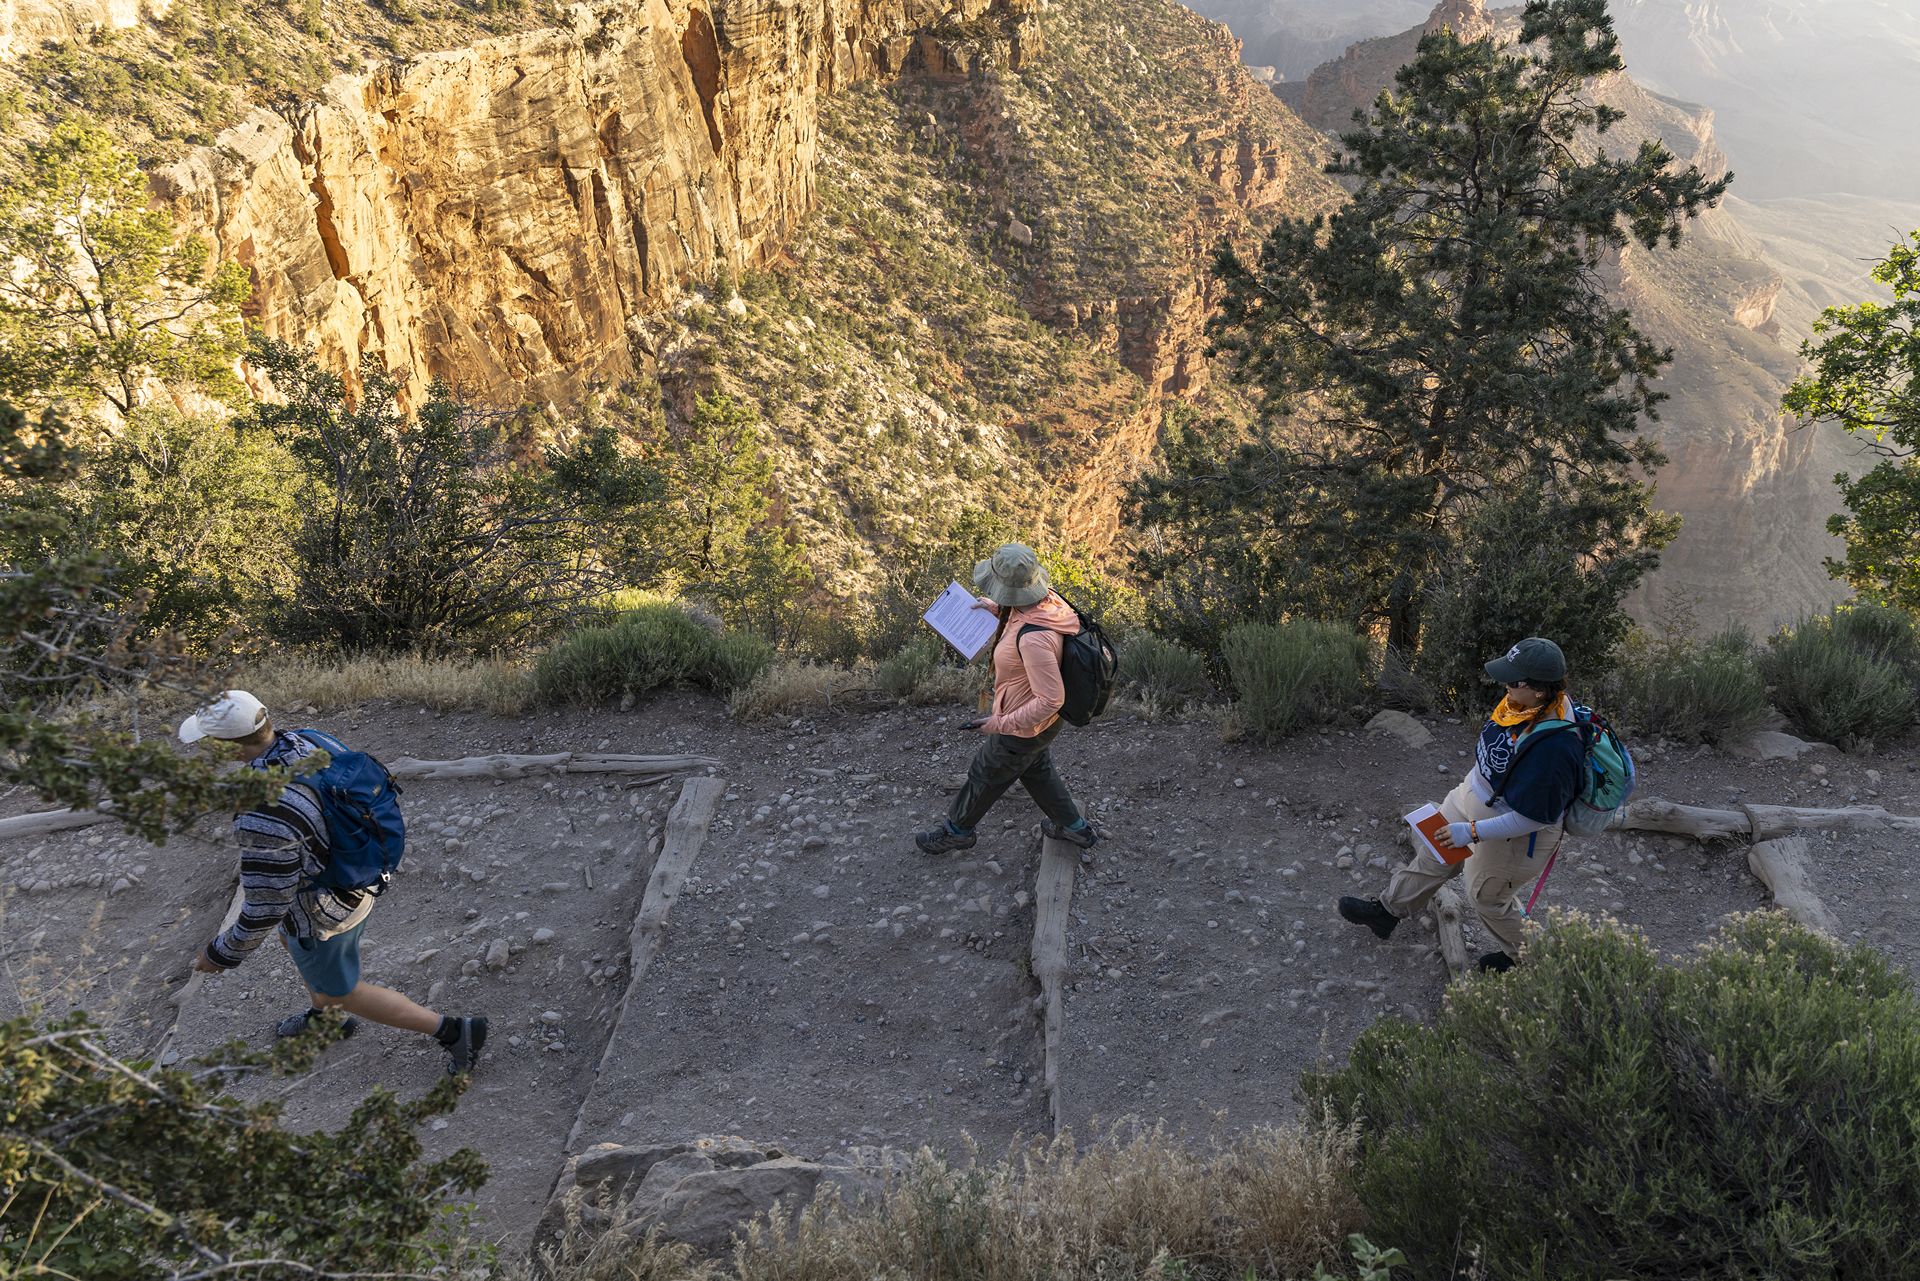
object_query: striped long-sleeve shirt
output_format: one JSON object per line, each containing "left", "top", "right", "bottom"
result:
{"left": 206, "top": 733, "right": 372, "bottom": 969}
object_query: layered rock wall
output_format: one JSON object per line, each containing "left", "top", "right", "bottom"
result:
{"left": 150, "top": 0, "right": 1036, "bottom": 404}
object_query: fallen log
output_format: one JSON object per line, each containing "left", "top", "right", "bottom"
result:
{"left": 1747, "top": 837, "right": 1840, "bottom": 936}
{"left": 1609, "top": 800, "right": 1751, "bottom": 842}
{"left": 1432, "top": 884, "right": 1470, "bottom": 980}
{"left": 1030, "top": 834, "right": 1079, "bottom": 1134}
{"left": 0, "top": 753, "right": 720, "bottom": 843}
{"left": 1610, "top": 798, "right": 1920, "bottom": 843}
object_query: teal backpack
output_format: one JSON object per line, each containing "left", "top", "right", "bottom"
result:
{"left": 1497, "top": 705, "right": 1635, "bottom": 836}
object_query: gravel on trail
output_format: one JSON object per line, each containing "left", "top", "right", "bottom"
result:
{"left": 5, "top": 692, "right": 1916, "bottom": 1246}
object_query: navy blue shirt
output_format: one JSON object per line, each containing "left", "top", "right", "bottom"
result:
{"left": 1475, "top": 715, "right": 1586, "bottom": 825}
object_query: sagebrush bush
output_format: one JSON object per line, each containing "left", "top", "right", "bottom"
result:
{"left": 1828, "top": 601, "right": 1920, "bottom": 674}
{"left": 876, "top": 635, "right": 984, "bottom": 706}
{"left": 1307, "top": 912, "right": 1920, "bottom": 1281}
{"left": 534, "top": 602, "right": 767, "bottom": 706}
{"left": 1599, "top": 625, "right": 1769, "bottom": 743}
{"left": 537, "top": 1125, "right": 1362, "bottom": 1281}
{"left": 1119, "top": 633, "right": 1212, "bottom": 716}
{"left": 1761, "top": 608, "right": 1918, "bottom": 747}
{"left": 1223, "top": 620, "right": 1368, "bottom": 741}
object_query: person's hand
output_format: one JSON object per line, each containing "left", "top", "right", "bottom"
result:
{"left": 191, "top": 946, "right": 221, "bottom": 974}
{"left": 1436, "top": 822, "right": 1473, "bottom": 851}
{"left": 960, "top": 717, "right": 989, "bottom": 732}
{"left": 970, "top": 598, "right": 999, "bottom": 613}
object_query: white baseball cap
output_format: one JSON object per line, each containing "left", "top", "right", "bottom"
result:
{"left": 177, "top": 690, "right": 270, "bottom": 743}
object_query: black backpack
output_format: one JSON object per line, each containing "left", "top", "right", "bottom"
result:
{"left": 1019, "top": 592, "right": 1119, "bottom": 726}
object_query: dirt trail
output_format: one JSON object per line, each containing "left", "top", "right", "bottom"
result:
{"left": 5, "top": 694, "right": 1917, "bottom": 1251}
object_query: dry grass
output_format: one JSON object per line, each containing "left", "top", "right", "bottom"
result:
{"left": 726, "top": 661, "right": 867, "bottom": 722}
{"left": 242, "top": 654, "right": 536, "bottom": 717}
{"left": 537, "top": 1122, "right": 1362, "bottom": 1281}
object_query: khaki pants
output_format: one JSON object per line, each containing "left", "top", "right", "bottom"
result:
{"left": 1380, "top": 771, "right": 1562, "bottom": 954}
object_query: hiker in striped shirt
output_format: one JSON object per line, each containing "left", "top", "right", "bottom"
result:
{"left": 181, "top": 690, "right": 486, "bottom": 1074}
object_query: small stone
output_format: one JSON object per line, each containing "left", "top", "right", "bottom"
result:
{"left": 541, "top": 881, "right": 574, "bottom": 893}
{"left": 539, "top": 1010, "right": 563, "bottom": 1024}
{"left": 484, "top": 939, "right": 511, "bottom": 971}
{"left": 1335, "top": 855, "right": 1354, "bottom": 870}
{"left": 413, "top": 949, "right": 440, "bottom": 964}
{"left": 109, "top": 877, "right": 132, "bottom": 896}
{"left": 468, "top": 869, "right": 488, "bottom": 883}
{"left": 812, "top": 884, "right": 832, "bottom": 899}
{"left": 1233, "top": 777, "right": 1247, "bottom": 789}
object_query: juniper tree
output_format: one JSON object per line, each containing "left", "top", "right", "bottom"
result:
{"left": 1132, "top": 0, "right": 1723, "bottom": 667}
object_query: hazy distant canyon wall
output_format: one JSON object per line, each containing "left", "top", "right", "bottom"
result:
{"left": 134, "top": 0, "right": 1036, "bottom": 405}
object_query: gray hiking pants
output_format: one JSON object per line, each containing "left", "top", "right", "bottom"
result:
{"left": 949, "top": 723, "right": 1083, "bottom": 833}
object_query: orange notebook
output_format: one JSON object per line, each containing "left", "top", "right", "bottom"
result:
{"left": 1405, "top": 803, "right": 1470, "bottom": 866}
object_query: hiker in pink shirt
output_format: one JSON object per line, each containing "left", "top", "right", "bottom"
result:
{"left": 916, "top": 544, "right": 1099, "bottom": 854}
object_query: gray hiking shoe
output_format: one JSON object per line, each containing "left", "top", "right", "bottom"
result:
{"left": 916, "top": 825, "right": 977, "bottom": 855}
{"left": 443, "top": 1015, "right": 487, "bottom": 1075}
{"left": 1041, "top": 818, "right": 1100, "bottom": 849}
{"left": 276, "top": 1007, "right": 360, "bottom": 1040}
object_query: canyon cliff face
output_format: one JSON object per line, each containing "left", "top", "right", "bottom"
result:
{"left": 148, "top": 0, "right": 1040, "bottom": 406}
{"left": 1284, "top": 0, "right": 1847, "bottom": 630}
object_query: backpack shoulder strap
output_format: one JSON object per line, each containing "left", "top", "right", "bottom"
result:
{"left": 1489, "top": 720, "right": 1582, "bottom": 802}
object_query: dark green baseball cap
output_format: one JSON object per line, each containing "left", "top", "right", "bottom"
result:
{"left": 1484, "top": 637, "right": 1567, "bottom": 685}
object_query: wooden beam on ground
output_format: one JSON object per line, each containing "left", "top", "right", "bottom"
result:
{"left": 1432, "top": 884, "right": 1470, "bottom": 980}
{"left": 0, "top": 753, "right": 720, "bottom": 844}
{"left": 1747, "top": 837, "right": 1841, "bottom": 936}
{"left": 388, "top": 752, "right": 720, "bottom": 782}
{"left": 1030, "top": 834, "right": 1078, "bottom": 1134}
{"left": 562, "top": 774, "right": 726, "bottom": 1156}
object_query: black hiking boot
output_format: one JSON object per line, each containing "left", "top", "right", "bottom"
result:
{"left": 1338, "top": 896, "right": 1400, "bottom": 941}
{"left": 916, "top": 824, "right": 978, "bottom": 855}
{"left": 1041, "top": 818, "right": 1100, "bottom": 850}
{"left": 275, "top": 1007, "right": 360, "bottom": 1041}
{"left": 441, "top": 1015, "right": 488, "bottom": 1075}
{"left": 1477, "top": 950, "right": 1516, "bottom": 974}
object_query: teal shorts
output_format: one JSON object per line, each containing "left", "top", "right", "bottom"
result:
{"left": 284, "top": 919, "right": 366, "bottom": 998}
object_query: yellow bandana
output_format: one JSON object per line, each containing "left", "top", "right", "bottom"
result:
{"left": 1489, "top": 692, "right": 1572, "bottom": 733}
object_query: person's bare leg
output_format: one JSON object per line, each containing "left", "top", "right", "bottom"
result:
{"left": 313, "top": 982, "right": 440, "bottom": 1035}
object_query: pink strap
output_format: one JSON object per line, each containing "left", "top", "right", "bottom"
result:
{"left": 1524, "top": 834, "right": 1564, "bottom": 916}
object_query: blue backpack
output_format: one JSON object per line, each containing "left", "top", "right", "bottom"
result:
{"left": 1500, "top": 706, "right": 1636, "bottom": 836}
{"left": 269, "top": 729, "right": 407, "bottom": 894}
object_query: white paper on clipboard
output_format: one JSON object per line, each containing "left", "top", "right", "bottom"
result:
{"left": 1404, "top": 802, "right": 1449, "bottom": 864}
{"left": 923, "top": 581, "right": 998, "bottom": 660}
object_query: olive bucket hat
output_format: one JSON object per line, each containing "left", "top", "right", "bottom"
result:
{"left": 973, "top": 543, "right": 1051, "bottom": 608}
{"left": 1483, "top": 637, "right": 1567, "bottom": 685}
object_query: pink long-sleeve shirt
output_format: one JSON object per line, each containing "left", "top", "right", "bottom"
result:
{"left": 978, "top": 592, "right": 1079, "bottom": 738}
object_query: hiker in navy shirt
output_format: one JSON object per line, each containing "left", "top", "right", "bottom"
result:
{"left": 1339, "top": 638, "right": 1586, "bottom": 972}
{"left": 180, "top": 690, "right": 487, "bottom": 1073}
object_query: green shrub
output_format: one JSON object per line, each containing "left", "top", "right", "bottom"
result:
{"left": 876, "top": 634, "right": 984, "bottom": 706}
{"left": 534, "top": 601, "right": 758, "bottom": 706}
{"left": 1829, "top": 601, "right": 1920, "bottom": 675}
{"left": 1307, "top": 912, "right": 1920, "bottom": 1281}
{"left": 1119, "top": 633, "right": 1213, "bottom": 715}
{"left": 1762, "top": 608, "right": 1919, "bottom": 747}
{"left": 705, "top": 630, "right": 774, "bottom": 693}
{"left": 1223, "top": 620, "right": 1368, "bottom": 742}
{"left": 1600, "top": 625, "right": 1770, "bottom": 743}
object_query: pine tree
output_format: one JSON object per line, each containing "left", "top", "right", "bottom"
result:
{"left": 1132, "top": 0, "right": 1722, "bottom": 665}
